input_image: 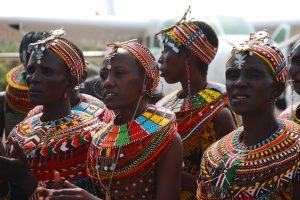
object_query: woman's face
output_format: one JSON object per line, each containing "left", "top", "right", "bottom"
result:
{"left": 226, "top": 53, "right": 276, "bottom": 115}
{"left": 158, "top": 44, "right": 186, "bottom": 84}
{"left": 26, "top": 49, "right": 71, "bottom": 105}
{"left": 99, "top": 48, "right": 145, "bottom": 110}
{"left": 289, "top": 44, "right": 300, "bottom": 94}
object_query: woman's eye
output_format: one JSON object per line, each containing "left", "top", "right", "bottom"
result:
{"left": 226, "top": 71, "right": 239, "bottom": 80}
{"left": 42, "top": 68, "right": 53, "bottom": 76}
{"left": 246, "top": 70, "right": 262, "bottom": 79}
{"left": 99, "top": 72, "right": 107, "bottom": 80}
{"left": 291, "top": 57, "right": 300, "bottom": 64}
{"left": 115, "top": 71, "right": 123, "bottom": 76}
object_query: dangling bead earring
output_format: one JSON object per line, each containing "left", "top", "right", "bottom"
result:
{"left": 290, "top": 81, "right": 296, "bottom": 121}
{"left": 64, "top": 92, "right": 68, "bottom": 99}
{"left": 186, "top": 63, "right": 192, "bottom": 123}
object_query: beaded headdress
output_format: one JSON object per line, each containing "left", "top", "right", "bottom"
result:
{"left": 28, "top": 28, "right": 85, "bottom": 83}
{"left": 155, "top": 6, "right": 218, "bottom": 65}
{"left": 226, "top": 30, "right": 288, "bottom": 83}
{"left": 5, "top": 65, "right": 34, "bottom": 114}
{"left": 105, "top": 39, "right": 159, "bottom": 94}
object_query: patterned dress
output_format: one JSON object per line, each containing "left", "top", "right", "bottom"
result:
{"left": 156, "top": 82, "right": 237, "bottom": 199}
{"left": 198, "top": 119, "right": 300, "bottom": 200}
{"left": 87, "top": 105, "right": 177, "bottom": 199}
{"left": 7, "top": 111, "right": 106, "bottom": 194}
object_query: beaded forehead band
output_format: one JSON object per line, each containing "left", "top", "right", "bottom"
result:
{"left": 155, "top": 6, "right": 218, "bottom": 65}
{"left": 226, "top": 30, "right": 288, "bottom": 83}
{"left": 28, "top": 29, "right": 85, "bottom": 83}
{"left": 104, "top": 39, "right": 159, "bottom": 94}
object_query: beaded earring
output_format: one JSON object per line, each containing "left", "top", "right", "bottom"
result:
{"left": 186, "top": 62, "right": 192, "bottom": 123}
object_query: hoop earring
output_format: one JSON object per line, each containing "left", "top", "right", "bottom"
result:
{"left": 74, "top": 85, "right": 80, "bottom": 90}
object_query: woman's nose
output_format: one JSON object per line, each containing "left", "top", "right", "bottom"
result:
{"left": 158, "top": 53, "right": 164, "bottom": 64}
{"left": 102, "top": 73, "right": 115, "bottom": 89}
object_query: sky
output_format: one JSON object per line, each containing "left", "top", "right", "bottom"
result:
{"left": 1, "top": 0, "right": 299, "bottom": 22}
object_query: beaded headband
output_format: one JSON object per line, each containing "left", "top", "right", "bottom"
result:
{"left": 155, "top": 6, "right": 218, "bottom": 65}
{"left": 105, "top": 39, "right": 159, "bottom": 94}
{"left": 226, "top": 30, "right": 288, "bottom": 83}
{"left": 6, "top": 65, "right": 34, "bottom": 114}
{"left": 28, "top": 29, "right": 85, "bottom": 83}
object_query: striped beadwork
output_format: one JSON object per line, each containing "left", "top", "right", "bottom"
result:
{"left": 87, "top": 105, "right": 177, "bottom": 199}
{"left": 7, "top": 110, "right": 104, "bottom": 194}
{"left": 198, "top": 119, "right": 300, "bottom": 199}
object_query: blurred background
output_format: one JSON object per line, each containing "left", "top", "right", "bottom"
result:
{"left": 0, "top": 0, "right": 299, "bottom": 106}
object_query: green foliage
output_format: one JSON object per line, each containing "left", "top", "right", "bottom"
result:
{"left": 0, "top": 40, "right": 20, "bottom": 91}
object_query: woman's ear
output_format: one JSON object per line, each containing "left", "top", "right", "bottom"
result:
{"left": 66, "top": 76, "right": 78, "bottom": 93}
{"left": 80, "top": 71, "right": 88, "bottom": 84}
{"left": 272, "top": 81, "right": 286, "bottom": 100}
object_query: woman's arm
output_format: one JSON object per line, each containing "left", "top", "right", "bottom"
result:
{"left": 156, "top": 134, "right": 183, "bottom": 200}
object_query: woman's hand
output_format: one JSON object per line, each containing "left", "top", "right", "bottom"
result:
{"left": 0, "top": 140, "right": 38, "bottom": 196}
{"left": 36, "top": 181, "right": 100, "bottom": 200}
{"left": 36, "top": 171, "right": 100, "bottom": 200}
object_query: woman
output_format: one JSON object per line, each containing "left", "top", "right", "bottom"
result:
{"left": 198, "top": 31, "right": 300, "bottom": 199}
{"left": 38, "top": 40, "right": 183, "bottom": 200}
{"left": 6, "top": 29, "right": 106, "bottom": 194}
{"left": 0, "top": 31, "right": 50, "bottom": 139}
{"left": 155, "top": 7, "right": 238, "bottom": 199}
{"left": 279, "top": 39, "right": 300, "bottom": 122}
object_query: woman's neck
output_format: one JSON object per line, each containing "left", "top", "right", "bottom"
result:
{"left": 180, "top": 72, "right": 207, "bottom": 98}
{"left": 41, "top": 98, "right": 71, "bottom": 122}
{"left": 116, "top": 99, "right": 148, "bottom": 125}
{"left": 241, "top": 109, "right": 278, "bottom": 146}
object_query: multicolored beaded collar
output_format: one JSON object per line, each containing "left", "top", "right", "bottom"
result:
{"left": 157, "top": 82, "right": 230, "bottom": 146}
{"left": 279, "top": 103, "right": 300, "bottom": 124}
{"left": 5, "top": 65, "right": 34, "bottom": 114}
{"left": 199, "top": 119, "right": 300, "bottom": 199}
{"left": 7, "top": 110, "right": 104, "bottom": 189}
{"left": 87, "top": 105, "right": 177, "bottom": 198}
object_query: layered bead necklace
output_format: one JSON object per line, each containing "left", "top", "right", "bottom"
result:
{"left": 199, "top": 119, "right": 300, "bottom": 199}
{"left": 87, "top": 105, "right": 177, "bottom": 199}
{"left": 7, "top": 110, "right": 103, "bottom": 192}
{"left": 157, "top": 82, "right": 231, "bottom": 148}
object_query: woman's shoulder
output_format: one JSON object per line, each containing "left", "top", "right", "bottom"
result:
{"left": 207, "top": 81, "right": 226, "bottom": 94}
{"left": 278, "top": 103, "right": 299, "bottom": 121}
{"left": 156, "top": 90, "right": 180, "bottom": 107}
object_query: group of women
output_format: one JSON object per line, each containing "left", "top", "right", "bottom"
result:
{"left": 0, "top": 7, "right": 299, "bottom": 200}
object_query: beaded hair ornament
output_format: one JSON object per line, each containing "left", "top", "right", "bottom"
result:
{"left": 226, "top": 30, "right": 288, "bottom": 83}
{"left": 155, "top": 6, "right": 218, "bottom": 65}
{"left": 104, "top": 39, "right": 160, "bottom": 95}
{"left": 28, "top": 28, "right": 86, "bottom": 83}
